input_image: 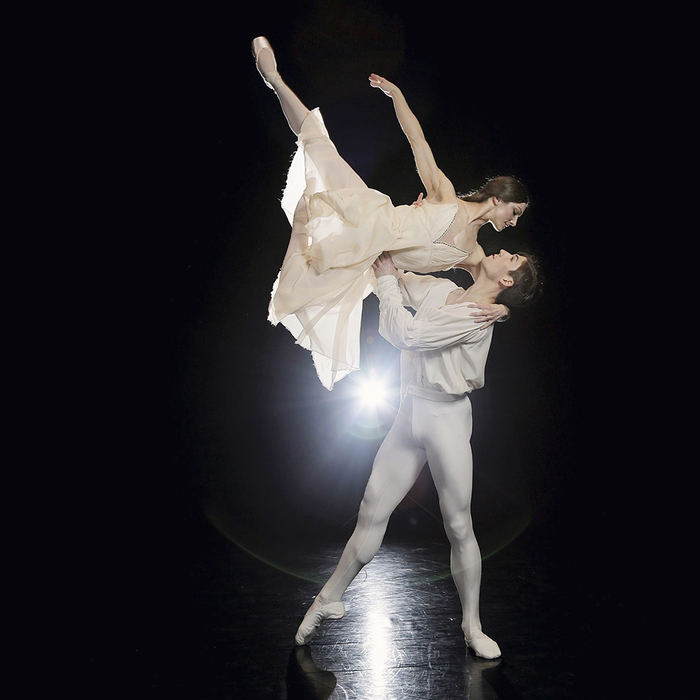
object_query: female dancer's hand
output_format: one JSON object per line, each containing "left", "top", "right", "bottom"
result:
{"left": 467, "top": 303, "right": 510, "bottom": 327}
{"left": 369, "top": 73, "right": 399, "bottom": 97}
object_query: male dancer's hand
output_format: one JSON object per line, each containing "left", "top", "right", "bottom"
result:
{"left": 468, "top": 303, "right": 510, "bottom": 327}
{"left": 372, "top": 252, "right": 401, "bottom": 279}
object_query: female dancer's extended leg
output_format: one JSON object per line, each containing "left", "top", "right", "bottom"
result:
{"left": 252, "top": 36, "right": 309, "bottom": 136}
{"left": 252, "top": 35, "right": 366, "bottom": 191}
{"left": 257, "top": 32, "right": 370, "bottom": 360}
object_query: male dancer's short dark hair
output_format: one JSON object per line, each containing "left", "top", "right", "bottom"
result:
{"left": 497, "top": 252, "right": 542, "bottom": 308}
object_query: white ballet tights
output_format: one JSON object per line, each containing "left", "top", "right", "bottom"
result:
{"left": 309, "top": 394, "right": 499, "bottom": 656}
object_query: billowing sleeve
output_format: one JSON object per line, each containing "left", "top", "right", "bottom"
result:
{"left": 376, "top": 276, "right": 487, "bottom": 351}
{"left": 397, "top": 272, "right": 440, "bottom": 309}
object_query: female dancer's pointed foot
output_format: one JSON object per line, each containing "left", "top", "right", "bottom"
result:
{"left": 252, "top": 35, "right": 279, "bottom": 89}
{"left": 465, "top": 631, "right": 502, "bottom": 659}
{"left": 294, "top": 599, "right": 345, "bottom": 646}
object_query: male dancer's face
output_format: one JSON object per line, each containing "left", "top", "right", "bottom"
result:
{"left": 482, "top": 249, "right": 527, "bottom": 284}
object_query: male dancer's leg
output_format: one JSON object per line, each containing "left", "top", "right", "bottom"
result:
{"left": 295, "top": 398, "right": 426, "bottom": 644}
{"left": 417, "top": 396, "right": 501, "bottom": 659}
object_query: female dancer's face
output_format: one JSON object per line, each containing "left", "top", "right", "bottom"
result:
{"left": 488, "top": 200, "right": 528, "bottom": 232}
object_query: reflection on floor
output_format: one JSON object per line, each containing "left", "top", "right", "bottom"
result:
{"left": 129, "top": 513, "right": 587, "bottom": 699}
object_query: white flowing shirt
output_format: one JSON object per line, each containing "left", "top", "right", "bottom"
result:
{"left": 376, "top": 272, "right": 494, "bottom": 400}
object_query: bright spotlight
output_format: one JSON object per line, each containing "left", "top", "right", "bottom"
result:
{"left": 357, "top": 377, "right": 386, "bottom": 407}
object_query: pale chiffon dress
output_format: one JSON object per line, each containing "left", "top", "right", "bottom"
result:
{"left": 268, "top": 109, "right": 469, "bottom": 390}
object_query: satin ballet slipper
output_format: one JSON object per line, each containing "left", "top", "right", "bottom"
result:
{"left": 251, "top": 35, "right": 279, "bottom": 90}
{"left": 294, "top": 599, "right": 345, "bottom": 646}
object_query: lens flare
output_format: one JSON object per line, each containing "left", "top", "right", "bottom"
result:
{"left": 357, "top": 377, "right": 387, "bottom": 407}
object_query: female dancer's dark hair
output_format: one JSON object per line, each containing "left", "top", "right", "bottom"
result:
{"left": 460, "top": 175, "right": 529, "bottom": 205}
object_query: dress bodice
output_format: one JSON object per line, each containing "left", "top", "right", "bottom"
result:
{"left": 390, "top": 200, "right": 467, "bottom": 273}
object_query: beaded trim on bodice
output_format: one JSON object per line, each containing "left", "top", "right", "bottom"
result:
{"left": 433, "top": 205, "right": 471, "bottom": 258}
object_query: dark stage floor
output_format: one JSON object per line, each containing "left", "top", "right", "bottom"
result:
{"left": 128, "top": 512, "right": 593, "bottom": 699}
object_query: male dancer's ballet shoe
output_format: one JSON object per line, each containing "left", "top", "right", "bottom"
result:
{"left": 251, "top": 35, "right": 279, "bottom": 90}
{"left": 465, "top": 632, "right": 502, "bottom": 660}
{"left": 294, "top": 599, "right": 345, "bottom": 646}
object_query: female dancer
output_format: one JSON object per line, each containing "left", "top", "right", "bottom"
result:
{"left": 253, "top": 37, "right": 529, "bottom": 389}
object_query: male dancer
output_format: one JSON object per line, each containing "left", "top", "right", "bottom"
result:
{"left": 294, "top": 245, "right": 540, "bottom": 659}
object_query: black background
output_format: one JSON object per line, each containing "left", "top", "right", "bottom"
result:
{"left": 85, "top": 1, "right": 632, "bottom": 687}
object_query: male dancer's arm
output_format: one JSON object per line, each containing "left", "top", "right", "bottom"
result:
{"left": 397, "top": 271, "right": 441, "bottom": 309}
{"left": 373, "top": 256, "right": 488, "bottom": 351}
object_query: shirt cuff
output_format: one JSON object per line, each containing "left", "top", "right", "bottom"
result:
{"left": 376, "top": 275, "right": 400, "bottom": 299}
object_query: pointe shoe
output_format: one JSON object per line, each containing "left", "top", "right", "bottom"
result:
{"left": 251, "top": 35, "right": 279, "bottom": 90}
{"left": 294, "top": 599, "right": 345, "bottom": 646}
{"left": 465, "top": 632, "right": 502, "bottom": 659}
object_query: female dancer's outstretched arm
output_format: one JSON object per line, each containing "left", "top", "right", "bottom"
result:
{"left": 369, "top": 74, "right": 457, "bottom": 203}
